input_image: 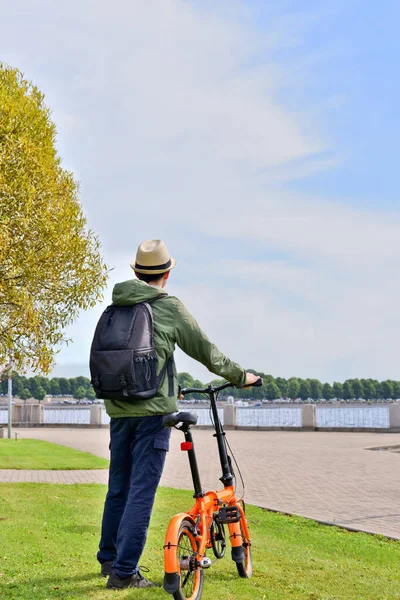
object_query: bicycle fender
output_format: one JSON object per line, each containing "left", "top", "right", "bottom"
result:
{"left": 164, "top": 512, "right": 196, "bottom": 575}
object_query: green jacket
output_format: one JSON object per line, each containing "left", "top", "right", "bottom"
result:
{"left": 104, "top": 279, "right": 246, "bottom": 418}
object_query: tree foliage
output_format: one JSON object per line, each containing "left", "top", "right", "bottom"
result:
{"left": 350, "top": 379, "right": 364, "bottom": 399}
{"left": 392, "top": 381, "right": 400, "bottom": 398}
{"left": 20, "top": 387, "right": 31, "bottom": 401}
{"left": 275, "top": 377, "right": 287, "bottom": 396}
{"left": 0, "top": 64, "right": 108, "bottom": 373}
{"left": 363, "top": 380, "right": 376, "bottom": 400}
{"left": 342, "top": 381, "right": 354, "bottom": 400}
{"left": 4, "top": 371, "right": 400, "bottom": 402}
{"left": 299, "top": 380, "right": 311, "bottom": 401}
{"left": 85, "top": 387, "right": 96, "bottom": 401}
{"left": 333, "top": 382, "right": 343, "bottom": 400}
{"left": 73, "top": 386, "right": 86, "bottom": 401}
{"left": 50, "top": 379, "right": 60, "bottom": 396}
{"left": 59, "top": 378, "right": 71, "bottom": 396}
{"left": 381, "top": 380, "right": 393, "bottom": 400}
{"left": 33, "top": 385, "right": 46, "bottom": 401}
{"left": 2, "top": 373, "right": 94, "bottom": 399}
{"left": 265, "top": 381, "right": 281, "bottom": 400}
{"left": 323, "top": 383, "right": 333, "bottom": 400}
{"left": 309, "top": 379, "right": 322, "bottom": 401}
{"left": 287, "top": 378, "right": 300, "bottom": 400}
{"left": 177, "top": 372, "right": 195, "bottom": 389}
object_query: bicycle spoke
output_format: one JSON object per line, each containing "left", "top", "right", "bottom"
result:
{"left": 177, "top": 530, "right": 196, "bottom": 598}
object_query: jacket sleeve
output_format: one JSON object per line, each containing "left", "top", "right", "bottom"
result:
{"left": 174, "top": 299, "right": 246, "bottom": 387}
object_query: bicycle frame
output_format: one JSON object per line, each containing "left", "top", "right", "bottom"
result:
{"left": 163, "top": 384, "right": 251, "bottom": 593}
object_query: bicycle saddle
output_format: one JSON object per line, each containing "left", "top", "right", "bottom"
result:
{"left": 163, "top": 412, "right": 198, "bottom": 428}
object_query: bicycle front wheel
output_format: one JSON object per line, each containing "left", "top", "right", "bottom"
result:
{"left": 236, "top": 517, "right": 252, "bottom": 578}
{"left": 173, "top": 519, "right": 204, "bottom": 600}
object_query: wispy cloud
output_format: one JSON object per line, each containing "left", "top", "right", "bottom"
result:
{"left": 2, "top": 0, "right": 399, "bottom": 382}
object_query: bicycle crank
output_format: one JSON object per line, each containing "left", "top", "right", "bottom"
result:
{"left": 179, "top": 556, "right": 212, "bottom": 571}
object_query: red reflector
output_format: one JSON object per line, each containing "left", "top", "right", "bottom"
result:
{"left": 181, "top": 442, "right": 193, "bottom": 451}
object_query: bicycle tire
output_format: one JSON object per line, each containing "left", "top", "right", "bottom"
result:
{"left": 235, "top": 518, "right": 252, "bottom": 578}
{"left": 172, "top": 519, "right": 204, "bottom": 600}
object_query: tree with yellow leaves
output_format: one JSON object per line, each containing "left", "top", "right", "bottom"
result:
{"left": 0, "top": 64, "right": 108, "bottom": 373}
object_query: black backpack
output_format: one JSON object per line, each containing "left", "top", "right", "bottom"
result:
{"left": 90, "top": 295, "right": 174, "bottom": 402}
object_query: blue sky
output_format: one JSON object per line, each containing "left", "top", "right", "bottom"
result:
{"left": 1, "top": 0, "right": 399, "bottom": 383}
{"left": 242, "top": 0, "right": 400, "bottom": 205}
{"left": 282, "top": 1, "right": 399, "bottom": 206}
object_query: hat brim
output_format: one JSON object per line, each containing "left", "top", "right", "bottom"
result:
{"left": 130, "top": 257, "right": 177, "bottom": 275}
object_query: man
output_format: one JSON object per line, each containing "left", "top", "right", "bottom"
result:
{"left": 97, "top": 239, "right": 259, "bottom": 590}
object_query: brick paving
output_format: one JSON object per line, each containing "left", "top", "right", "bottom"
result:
{"left": 1, "top": 428, "right": 400, "bottom": 539}
{"left": 0, "top": 468, "right": 109, "bottom": 484}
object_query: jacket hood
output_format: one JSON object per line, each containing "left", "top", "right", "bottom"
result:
{"left": 112, "top": 279, "right": 167, "bottom": 306}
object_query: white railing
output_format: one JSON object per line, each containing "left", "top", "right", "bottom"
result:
{"left": 237, "top": 407, "right": 302, "bottom": 428}
{"left": 43, "top": 407, "right": 91, "bottom": 425}
{"left": 101, "top": 409, "right": 111, "bottom": 425}
{"left": 3, "top": 403, "right": 395, "bottom": 430}
{"left": 316, "top": 406, "right": 390, "bottom": 429}
{"left": 0, "top": 409, "right": 8, "bottom": 424}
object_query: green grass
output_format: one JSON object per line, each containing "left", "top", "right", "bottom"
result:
{"left": 0, "top": 439, "right": 109, "bottom": 470}
{"left": 0, "top": 484, "right": 399, "bottom": 599}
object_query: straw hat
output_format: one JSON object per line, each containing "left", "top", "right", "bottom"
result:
{"left": 130, "top": 240, "right": 177, "bottom": 275}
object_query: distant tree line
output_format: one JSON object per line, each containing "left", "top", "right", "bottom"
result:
{"left": 1, "top": 374, "right": 95, "bottom": 402}
{"left": 2, "top": 372, "right": 400, "bottom": 403}
{"left": 177, "top": 372, "right": 400, "bottom": 401}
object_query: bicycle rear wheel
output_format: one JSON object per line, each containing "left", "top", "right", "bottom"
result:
{"left": 235, "top": 518, "right": 252, "bottom": 578}
{"left": 173, "top": 519, "right": 204, "bottom": 600}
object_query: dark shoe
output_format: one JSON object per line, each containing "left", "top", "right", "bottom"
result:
{"left": 106, "top": 569, "right": 160, "bottom": 589}
{"left": 101, "top": 561, "right": 114, "bottom": 577}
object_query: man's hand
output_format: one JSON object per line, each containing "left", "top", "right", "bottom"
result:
{"left": 244, "top": 372, "right": 261, "bottom": 386}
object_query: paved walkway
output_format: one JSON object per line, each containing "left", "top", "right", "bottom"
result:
{"left": 1, "top": 428, "right": 400, "bottom": 539}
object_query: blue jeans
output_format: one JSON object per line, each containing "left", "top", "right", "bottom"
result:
{"left": 97, "top": 415, "right": 171, "bottom": 577}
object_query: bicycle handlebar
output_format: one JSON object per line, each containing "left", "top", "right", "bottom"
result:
{"left": 181, "top": 377, "right": 262, "bottom": 397}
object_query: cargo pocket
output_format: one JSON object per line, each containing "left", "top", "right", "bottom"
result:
{"left": 151, "top": 429, "right": 171, "bottom": 477}
{"left": 154, "top": 429, "right": 171, "bottom": 452}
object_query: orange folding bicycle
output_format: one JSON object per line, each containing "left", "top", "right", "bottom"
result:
{"left": 162, "top": 378, "right": 262, "bottom": 600}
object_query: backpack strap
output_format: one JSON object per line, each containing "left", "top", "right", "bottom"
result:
{"left": 147, "top": 294, "right": 175, "bottom": 396}
{"left": 156, "top": 355, "right": 175, "bottom": 397}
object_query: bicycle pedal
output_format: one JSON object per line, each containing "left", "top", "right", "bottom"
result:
{"left": 215, "top": 506, "right": 241, "bottom": 524}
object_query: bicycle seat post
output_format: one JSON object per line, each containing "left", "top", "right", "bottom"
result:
{"left": 181, "top": 424, "right": 205, "bottom": 499}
